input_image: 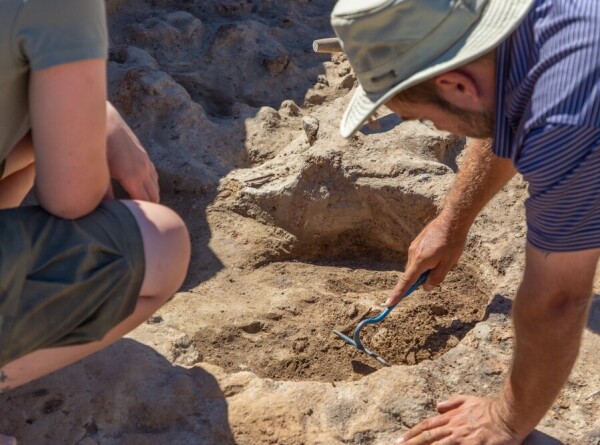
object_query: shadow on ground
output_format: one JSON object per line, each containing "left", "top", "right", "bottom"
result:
{"left": 587, "top": 295, "right": 600, "bottom": 335}
{"left": 524, "top": 430, "right": 565, "bottom": 445}
{"left": 0, "top": 340, "right": 236, "bottom": 445}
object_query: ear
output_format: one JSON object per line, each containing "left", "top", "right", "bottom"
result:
{"left": 434, "top": 71, "right": 482, "bottom": 110}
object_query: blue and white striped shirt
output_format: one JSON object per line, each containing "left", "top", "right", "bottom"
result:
{"left": 493, "top": 0, "right": 600, "bottom": 251}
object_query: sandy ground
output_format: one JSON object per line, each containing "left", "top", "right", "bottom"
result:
{"left": 1, "top": 1, "right": 600, "bottom": 444}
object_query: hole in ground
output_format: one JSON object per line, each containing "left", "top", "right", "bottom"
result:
{"left": 193, "top": 258, "right": 493, "bottom": 382}
{"left": 201, "top": 151, "right": 495, "bottom": 381}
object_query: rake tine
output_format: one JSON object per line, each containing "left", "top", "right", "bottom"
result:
{"left": 334, "top": 271, "right": 430, "bottom": 365}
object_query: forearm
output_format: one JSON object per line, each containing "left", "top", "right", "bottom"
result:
{"left": 388, "top": 140, "right": 516, "bottom": 298}
{"left": 440, "top": 138, "right": 516, "bottom": 236}
{"left": 496, "top": 246, "right": 597, "bottom": 438}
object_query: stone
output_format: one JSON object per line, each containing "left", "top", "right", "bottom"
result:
{"left": 302, "top": 115, "right": 319, "bottom": 145}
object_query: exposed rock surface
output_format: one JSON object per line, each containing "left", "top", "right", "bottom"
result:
{"left": 1, "top": 1, "right": 600, "bottom": 445}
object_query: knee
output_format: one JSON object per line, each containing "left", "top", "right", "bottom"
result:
{"left": 121, "top": 200, "right": 191, "bottom": 298}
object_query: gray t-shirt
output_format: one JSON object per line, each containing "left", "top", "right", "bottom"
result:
{"left": 0, "top": 0, "right": 108, "bottom": 162}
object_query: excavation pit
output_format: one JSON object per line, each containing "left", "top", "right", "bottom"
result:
{"left": 195, "top": 163, "right": 492, "bottom": 381}
{"left": 197, "top": 145, "right": 496, "bottom": 382}
{"left": 194, "top": 257, "right": 493, "bottom": 382}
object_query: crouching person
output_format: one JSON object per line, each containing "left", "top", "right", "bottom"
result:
{"left": 0, "top": 1, "right": 191, "bottom": 443}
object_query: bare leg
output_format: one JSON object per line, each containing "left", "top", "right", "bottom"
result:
{"left": 0, "top": 134, "right": 35, "bottom": 209}
{"left": 0, "top": 135, "right": 37, "bottom": 444}
{"left": 0, "top": 200, "right": 190, "bottom": 390}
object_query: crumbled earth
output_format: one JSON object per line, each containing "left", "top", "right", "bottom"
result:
{"left": 1, "top": 1, "right": 600, "bottom": 444}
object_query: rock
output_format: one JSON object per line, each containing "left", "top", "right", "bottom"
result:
{"left": 256, "top": 107, "right": 281, "bottom": 129}
{"left": 147, "top": 314, "right": 163, "bottom": 324}
{"left": 263, "top": 53, "right": 290, "bottom": 76}
{"left": 346, "top": 304, "right": 358, "bottom": 318}
{"left": 126, "top": 12, "right": 204, "bottom": 46}
{"left": 316, "top": 74, "right": 329, "bottom": 86}
{"left": 337, "top": 73, "right": 357, "bottom": 90}
{"left": 240, "top": 321, "right": 264, "bottom": 334}
{"left": 302, "top": 115, "right": 319, "bottom": 145}
{"left": 304, "top": 90, "right": 326, "bottom": 105}
{"left": 279, "top": 99, "right": 300, "bottom": 117}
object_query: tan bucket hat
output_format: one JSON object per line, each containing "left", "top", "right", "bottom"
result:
{"left": 331, "top": 0, "right": 536, "bottom": 138}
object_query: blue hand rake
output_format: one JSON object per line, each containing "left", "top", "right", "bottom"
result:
{"left": 333, "top": 271, "right": 429, "bottom": 366}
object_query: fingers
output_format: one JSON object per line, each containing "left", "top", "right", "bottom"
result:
{"left": 436, "top": 395, "right": 467, "bottom": 413}
{"left": 386, "top": 216, "right": 466, "bottom": 306}
{"left": 396, "top": 416, "right": 450, "bottom": 444}
{"left": 143, "top": 165, "right": 160, "bottom": 203}
{"left": 403, "top": 427, "right": 451, "bottom": 445}
{"left": 144, "top": 178, "right": 160, "bottom": 203}
{"left": 119, "top": 166, "right": 160, "bottom": 203}
{"left": 386, "top": 252, "right": 456, "bottom": 305}
{"left": 422, "top": 263, "right": 452, "bottom": 292}
{"left": 146, "top": 186, "right": 159, "bottom": 203}
{"left": 126, "top": 180, "right": 156, "bottom": 202}
{"left": 386, "top": 263, "right": 427, "bottom": 306}
{"left": 106, "top": 113, "right": 160, "bottom": 203}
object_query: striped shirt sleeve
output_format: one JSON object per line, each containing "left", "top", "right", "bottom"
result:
{"left": 518, "top": 124, "right": 600, "bottom": 251}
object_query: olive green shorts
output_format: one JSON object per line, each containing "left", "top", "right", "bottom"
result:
{"left": 0, "top": 201, "right": 145, "bottom": 368}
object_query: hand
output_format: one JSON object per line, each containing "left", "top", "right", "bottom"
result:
{"left": 105, "top": 102, "right": 160, "bottom": 202}
{"left": 386, "top": 214, "right": 466, "bottom": 306}
{"left": 395, "top": 395, "right": 522, "bottom": 445}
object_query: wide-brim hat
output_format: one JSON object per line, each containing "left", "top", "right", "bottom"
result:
{"left": 331, "top": 0, "right": 536, "bottom": 138}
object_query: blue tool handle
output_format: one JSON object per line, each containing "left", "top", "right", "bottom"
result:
{"left": 352, "top": 270, "right": 430, "bottom": 351}
{"left": 388, "top": 270, "right": 430, "bottom": 310}
{"left": 367, "top": 271, "right": 430, "bottom": 324}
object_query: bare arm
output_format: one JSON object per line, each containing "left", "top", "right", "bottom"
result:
{"left": 437, "top": 138, "right": 517, "bottom": 238}
{"left": 30, "top": 59, "right": 109, "bottom": 219}
{"left": 387, "top": 138, "right": 516, "bottom": 305}
{"left": 496, "top": 245, "right": 598, "bottom": 437}
{"left": 399, "top": 245, "right": 598, "bottom": 444}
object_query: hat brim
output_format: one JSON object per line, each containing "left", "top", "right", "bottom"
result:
{"left": 339, "top": 0, "right": 535, "bottom": 138}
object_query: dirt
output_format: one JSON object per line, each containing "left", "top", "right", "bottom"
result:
{"left": 194, "top": 260, "right": 491, "bottom": 382}
{"left": 1, "top": 1, "right": 599, "bottom": 444}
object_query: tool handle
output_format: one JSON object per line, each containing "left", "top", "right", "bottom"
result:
{"left": 313, "top": 38, "right": 342, "bottom": 53}
{"left": 387, "top": 271, "right": 430, "bottom": 312}
{"left": 364, "top": 271, "right": 430, "bottom": 324}
{"left": 352, "top": 271, "right": 430, "bottom": 350}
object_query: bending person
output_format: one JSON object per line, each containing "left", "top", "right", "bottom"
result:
{"left": 331, "top": 0, "right": 599, "bottom": 443}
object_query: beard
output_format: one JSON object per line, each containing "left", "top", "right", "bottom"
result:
{"left": 437, "top": 99, "right": 495, "bottom": 139}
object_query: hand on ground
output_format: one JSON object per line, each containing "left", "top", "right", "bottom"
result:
{"left": 395, "top": 395, "right": 521, "bottom": 445}
{"left": 386, "top": 215, "right": 466, "bottom": 306}
{"left": 106, "top": 103, "right": 160, "bottom": 203}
